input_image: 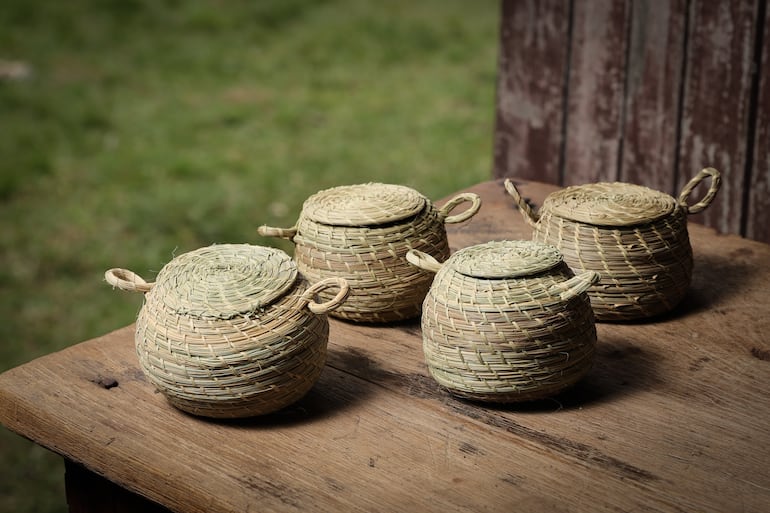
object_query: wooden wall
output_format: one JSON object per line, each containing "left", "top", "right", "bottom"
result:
{"left": 493, "top": 0, "right": 770, "bottom": 243}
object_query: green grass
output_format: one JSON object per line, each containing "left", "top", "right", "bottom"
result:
{"left": 0, "top": 1, "right": 499, "bottom": 510}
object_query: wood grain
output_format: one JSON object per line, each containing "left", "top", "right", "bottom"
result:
{"left": 1, "top": 180, "right": 769, "bottom": 513}
{"left": 493, "top": 0, "right": 570, "bottom": 183}
{"left": 619, "top": 0, "right": 687, "bottom": 192}
{"left": 493, "top": 0, "right": 770, "bottom": 243}
{"left": 747, "top": 0, "right": 770, "bottom": 242}
{"left": 675, "top": 0, "right": 759, "bottom": 232}
{"left": 564, "top": 0, "right": 631, "bottom": 185}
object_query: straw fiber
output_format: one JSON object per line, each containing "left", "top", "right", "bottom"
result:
{"left": 259, "top": 183, "right": 481, "bottom": 323}
{"left": 505, "top": 168, "right": 721, "bottom": 321}
{"left": 106, "top": 244, "right": 349, "bottom": 418}
{"left": 408, "top": 241, "right": 599, "bottom": 402}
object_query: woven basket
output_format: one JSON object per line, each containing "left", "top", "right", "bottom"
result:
{"left": 406, "top": 240, "right": 599, "bottom": 402}
{"left": 259, "top": 183, "right": 481, "bottom": 323}
{"left": 505, "top": 168, "right": 721, "bottom": 321}
{"left": 105, "top": 244, "right": 349, "bottom": 418}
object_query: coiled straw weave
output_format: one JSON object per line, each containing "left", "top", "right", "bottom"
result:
{"left": 106, "top": 244, "right": 349, "bottom": 418}
{"left": 505, "top": 168, "right": 721, "bottom": 321}
{"left": 407, "top": 240, "right": 599, "bottom": 402}
{"left": 259, "top": 183, "right": 481, "bottom": 323}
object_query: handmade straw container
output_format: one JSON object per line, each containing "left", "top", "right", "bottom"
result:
{"left": 105, "top": 244, "right": 349, "bottom": 418}
{"left": 259, "top": 183, "right": 481, "bottom": 323}
{"left": 505, "top": 168, "right": 721, "bottom": 321}
{"left": 407, "top": 240, "right": 599, "bottom": 402}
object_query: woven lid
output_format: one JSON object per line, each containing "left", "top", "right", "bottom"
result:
{"left": 543, "top": 182, "right": 676, "bottom": 226}
{"left": 301, "top": 183, "right": 427, "bottom": 226}
{"left": 152, "top": 244, "right": 298, "bottom": 319}
{"left": 449, "top": 240, "right": 563, "bottom": 279}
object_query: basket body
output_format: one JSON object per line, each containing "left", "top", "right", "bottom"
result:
{"left": 506, "top": 173, "right": 721, "bottom": 321}
{"left": 295, "top": 205, "right": 449, "bottom": 322}
{"left": 533, "top": 206, "right": 693, "bottom": 321}
{"left": 419, "top": 242, "right": 597, "bottom": 402}
{"left": 260, "top": 183, "right": 480, "bottom": 323}
{"left": 294, "top": 198, "right": 450, "bottom": 323}
{"left": 136, "top": 277, "right": 328, "bottom": 418}
{"left": 110, "top": 244, "right": 341, "bottom": 418}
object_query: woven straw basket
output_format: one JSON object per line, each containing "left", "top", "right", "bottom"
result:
{"left": 505, "top": 168, "right": 721, "bottom": 321}
{"left": 105, "top": 244, "right": 349, "bottom": 418}
{"left": 406, "top": 240, "right": 599, "bottom": 402}
{"left": 259, "top": 183, "right": 481, "bottom": 323}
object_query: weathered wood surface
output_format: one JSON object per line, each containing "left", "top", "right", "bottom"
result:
{"left": 564, "top": 0, "right": 631, "bottom": 185}
{"left": 494, "top": 0, "right": 770, "bottom": 243}
{"left": 747, "top": 0, "right": 770, "bottom": 242}
{"left": 2, "top": 180, "right": 770, "bottom": 513}
{"left": 677, "top": 0, "right": 761, "bottom": 234}
{"left": 493, "top": 0, "right": 570, "bottom": 184}
{"left": 620, "top": 0, "right": 687, "bottom": 192}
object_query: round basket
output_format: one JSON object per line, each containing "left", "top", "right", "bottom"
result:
{"left": 105, "top": 244, "right": 349, "bottom": 418}
{"left": 259, "top": 183, "right": 481, "bottom": 323}
{"left": 505, "top": 168, "right": 721, "bottom": 321}
{"left": 407, "top": 240, "right": 599, "bottom": 402}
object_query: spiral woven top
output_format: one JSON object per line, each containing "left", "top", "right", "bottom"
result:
{"left": 543, "top": 182, "right": 677, "bottom": 226}
{"left": 150, "top": 244, "right": 298, "bottom": 319}
{"left": 448, "top": 240, "right": 563, "bottom": 279}
{"left": 301, "top": 183, "right": 427, "bottom": 227}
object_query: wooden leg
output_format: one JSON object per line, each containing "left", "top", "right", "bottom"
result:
{"left": 64, "top": 459, "right": 172, "bottom": 513}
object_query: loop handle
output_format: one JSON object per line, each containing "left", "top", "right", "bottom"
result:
{"left": 258, "top": 225, "right": 298, "bottom": 240}
{"left": 504, "top": 179, "right": 540, "bottom": 228}
{"left": 406, "top": 249, "right": 443, "bottom": 273}
{"left": 105, "top": 268, "right": 154, "bottom": 293}
{"left": 677, "top": 167, "right": 721, "bottom": 214}
{"left": 438, "top": 192, "right": 482, "bottom": 224}
{"left": 547, "top": 270, "right": 600, "bottom": 302}
{"left": 301, "top": 277, "right": 350, "bottom": 315}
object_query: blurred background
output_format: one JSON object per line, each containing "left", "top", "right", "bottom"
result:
{"left": 0, "top": 0, "right": 499, "bottom": 510}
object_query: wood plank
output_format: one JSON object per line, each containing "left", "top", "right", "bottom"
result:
{"left": 747, "top": 1, "right": 770, "bottom": 242}
{"left": 564, "top": 0, "right": 632, "bottom": 185}
{"left": 677, "top": 0, "right": 760, "bottom": 233}
{"left": 1, "top": 180, "right": 769, "bottom": 513}
{"left": 492, "top": 0, "right": 570, "bottom": 183}
{"left": 619, "top": 0, "right": 687, "bottom": 193}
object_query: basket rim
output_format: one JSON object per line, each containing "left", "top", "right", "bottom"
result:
{"left": 151, "top": 244, "right": 299, "bottom": 319}
{"left": 543, "top": 182, "right": 677, "bottom": 226}
{"left": 446, "top": 240, "right": 563, "bottom": 279}
{"left": 301, "top": 182, "right": 428, "bottom": 227}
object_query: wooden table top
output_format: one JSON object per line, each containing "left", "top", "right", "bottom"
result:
{"left": 1, "top": 179, "right": 769, "bottom": 513}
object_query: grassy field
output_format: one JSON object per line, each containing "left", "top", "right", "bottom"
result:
{"left": 0, "top": 1, "right": 499, "bottom": 510}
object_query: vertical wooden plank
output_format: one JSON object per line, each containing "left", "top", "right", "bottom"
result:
{"left": 619, "top": 0, "right": 688, "bottom": 194}
{"left": 493, "top": 0, "right": 571, "bottom": 183}
{"left": 563, "top": 0, "right": 631, "bottom": 186}
{"left": 678, "top": 0, "right": 759, "bottom": 233}
{"left": 746, "top": 1, "right": 770, "bottom": 243}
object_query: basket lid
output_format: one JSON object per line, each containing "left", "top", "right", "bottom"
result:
{"left": 301, "top": 183, "right": 427, "bottom": 226}
{"left": 449, "top": 240, "right": 563, "bottom": 279}
{"left": 152, "top": 244, "right": 298, "bottom": 319}
{"left": 543, "top": 182, "right": 676, "bottom": 226}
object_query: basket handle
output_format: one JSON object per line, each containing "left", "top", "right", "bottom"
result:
{"left": 105, "top": 268, "right": 154, "bottom": 293}
{"left": 405, "top": 249, "right": 443, "bottom": 273}
{"left": 258, "top": 225, "right": 298, "bottom": 240}
{"left": 504, "top": 179, "right": 539, "bottom": 228}
{"left": 677, "top": 167, "right": 721, "bottom": 214}
{"left": 438, "top": 192, "right": 481, "bottom": 224}
{"left": 546, "top": 270, "right": 600, "bottom": 302}
{"left": 300, "top": 277, "right": 350, "bottom": 315}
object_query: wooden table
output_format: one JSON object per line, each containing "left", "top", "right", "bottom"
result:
{"left": 1, "top": 179, "right": 769, "bottom": 513}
